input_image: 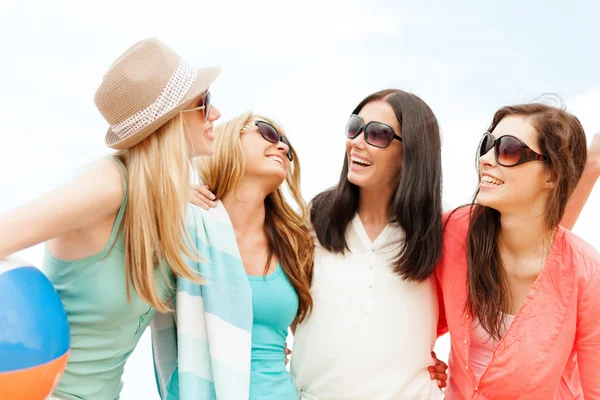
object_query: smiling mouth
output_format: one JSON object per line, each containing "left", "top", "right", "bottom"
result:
{"left": 350, "top": 155, "right": 373, "bottom": 167}
{"left": 480, "top": 176, "right": 504, "bottom": 186}
{"left": 267, "top": 155, "right": 284, "bottom": 166}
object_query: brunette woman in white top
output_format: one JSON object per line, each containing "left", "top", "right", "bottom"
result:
{"left": 290, "top": 89, "right": 446, "bottom": 400}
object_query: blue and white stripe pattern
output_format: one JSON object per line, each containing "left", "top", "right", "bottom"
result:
{"left": 151, "top": 202, "right": 253, "bottom": 400}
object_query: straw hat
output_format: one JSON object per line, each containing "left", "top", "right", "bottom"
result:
{"left": 94, "top": 38, "right": 221, "bottom": 150}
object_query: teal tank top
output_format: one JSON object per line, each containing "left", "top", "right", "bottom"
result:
{"left": 44, "top": 157, "right": 171, "bottom": 400}
{"left": 248, "top": 263, "right": 299, "bottom": 400}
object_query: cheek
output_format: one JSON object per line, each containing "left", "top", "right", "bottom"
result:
{"left": 241, "top": 138, "right": 265, "bottom": 165}
{"left": 504, "top": 168, "right": 547, "bottom": 197}
{"left": 376, "top": 147, "right": 402, "bottom": 173}
{"left": 187, "top": 113, "right": 210, "bottom": 133}
{"left": 345, "top": 139, "right": 352, "bottom": 154}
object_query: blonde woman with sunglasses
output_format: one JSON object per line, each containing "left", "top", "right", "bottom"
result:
{"left": 0, "top": 38, "right": 221, "bottom": 400}
{"left": 152, "top": 112, "right": 313, "bottom": 399}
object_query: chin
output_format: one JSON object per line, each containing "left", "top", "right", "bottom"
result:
{"left": 272, "top": 169, "right": 287, "bottom": 182}
{"left": 194, "top": 143, "right": 214, "bottom": 157}
{"left": 264, "top": 175, "right": 286, "bottom": 193}
{"left": 347, "top": 172, "right": 367, "bottom": 188}
{"left": 475, "top": 193, "right": 502, "bottom": 211}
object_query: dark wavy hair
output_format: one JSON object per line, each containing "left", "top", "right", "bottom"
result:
{"left": 465, "top": 103, "right": 587, "bottom": 340}
{"left": 310, "top": 89, "right": 443, "bottom": 281}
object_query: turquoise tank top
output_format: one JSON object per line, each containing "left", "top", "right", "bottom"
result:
{"left": 248, "top": 263, "right": 299, "bottom": 400}
{"left": 44, "top": 158, "right": 171, "bottom": 400}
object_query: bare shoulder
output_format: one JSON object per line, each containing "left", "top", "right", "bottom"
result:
{"left": 74, "top": 157, "right": 125, "bottom": 211}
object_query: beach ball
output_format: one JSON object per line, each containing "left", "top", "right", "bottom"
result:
{"left": 0, "top": 257, "right": 70, "bottom": 400}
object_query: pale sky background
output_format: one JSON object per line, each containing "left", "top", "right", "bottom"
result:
{"left": 1, "top": 1, "right": 599, "bottom": 399}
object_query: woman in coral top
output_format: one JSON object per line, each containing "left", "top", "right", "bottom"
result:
{"left": 437, "top": 103, "right": 600, "bottom": 399}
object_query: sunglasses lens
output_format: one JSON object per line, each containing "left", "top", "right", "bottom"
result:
{"left": 203, "top": 91, "right": 211, "bottom": 122}
{"left": 479, "top": 133, "right": 494, "bottom": 157}
{"left": 365, "top": 123, "right": 395, "bottom": 148}
{"left": 258, "top": 122, "right": 279, "bottom": 143}
{"left": 346, "top": 115, "right": 362, "bottom": 139}
{"left": 496, "top": 136, "right": 523, "bottom": 166}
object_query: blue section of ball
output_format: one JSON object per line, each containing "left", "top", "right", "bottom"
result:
{"left": 0, "top": 266, "right": 70, "bottom": 372}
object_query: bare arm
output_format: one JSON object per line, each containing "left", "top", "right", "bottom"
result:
{"left": 0, "top": 158, "right": 124, "bottom": 260}
{"left": 561, "top": 133, "right": 600, "bottom": 230}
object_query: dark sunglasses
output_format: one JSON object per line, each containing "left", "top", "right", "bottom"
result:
{"left": 479, "top": 132, "right": 548, "bottom": 167}
{"left": 345, "top": 114, "right": 402, "bottom": 148}
{"left": 183, "top": 90, "right": 211, "bottom": 122}
{"left": 241, "top": 120, "right": 293, "bottom": 161}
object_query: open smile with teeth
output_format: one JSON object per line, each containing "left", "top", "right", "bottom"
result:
{"left": 481, "top": 175, "right": 504, "bottom": 185}
{"left": 267, "top": 155, "right": 284, "bottom": 166}
{"left": 351, "top": 155, "right": 373, "bottom": 167}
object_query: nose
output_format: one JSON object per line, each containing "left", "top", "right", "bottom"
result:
{"left": 479, "top": 145, "right": 496, "bottom": 168}
{"left": 349, "top": 129, "right": 367, "bottom": 149}
{"left": 208, "top": 105, "right": 221, "bottom": 122}
{"left": 276, "top": 139, "right": 289, "bottom": 154}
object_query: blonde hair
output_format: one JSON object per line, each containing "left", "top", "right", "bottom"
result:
{"left": 115, "top": 113, "right": 203, "bottom": 312}
{"left": 197, "top": 111, "right": 314, "bottom": 322}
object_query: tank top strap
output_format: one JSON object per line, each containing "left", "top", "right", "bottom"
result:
{"left": 103, "top": 156, "right": 128, "bottom": 251}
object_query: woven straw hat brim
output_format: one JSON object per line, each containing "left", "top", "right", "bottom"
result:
{"left": 105, "top": 66, "right": 221, "bottom": 150}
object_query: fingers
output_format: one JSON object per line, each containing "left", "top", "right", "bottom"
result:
{"left": 429, "top": 364, "right": 447, "bottom": 376}
{"left": 198, "top": 185, "right": 217, "bottom": 201}
{"left": 190, "top": 192, "right": 210, "bottom": 209}
{"left": 431, "top": 351, "right": 447, "bottom": 367}
{"left": 284, "top": 343, "right": 292, "bottom": 365}
{"left": 432, "top": 362, "right": 447, "bottom": 373}
{"left": 429, "top": 351, "right": 448, "bottom": 388}
{"left": 428, "top": 367, "right": 448, "bottom": 389}
{"left": 189, "top": 185, "right": 217, "bottom": 209}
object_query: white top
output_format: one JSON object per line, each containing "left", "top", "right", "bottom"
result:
{"left": 290, "top": 214, "right": 443, "bottom": 400}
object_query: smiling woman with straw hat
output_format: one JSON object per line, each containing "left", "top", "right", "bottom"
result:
{"left": 0, "top": 37, "right": 221, "bottom": 399}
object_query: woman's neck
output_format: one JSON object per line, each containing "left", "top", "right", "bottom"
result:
{"left": 498, "top": 210, "right": 554, "bottom": 272}
{"left": 221, "top": 181, "right": 268, "bottom": 236}
{"left": 357, "top": 185, "right": 393, "bottom": 224}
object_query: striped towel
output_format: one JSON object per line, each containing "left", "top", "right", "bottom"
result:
{"left": 151, "top": 202, "right": 253, "bottom": 400}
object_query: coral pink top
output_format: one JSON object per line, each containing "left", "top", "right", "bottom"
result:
{"left": 436, "top": 207, "right": 600, "bottom": 399}
{"left": 468, "top": 314, "right": 515, "bottom": 380}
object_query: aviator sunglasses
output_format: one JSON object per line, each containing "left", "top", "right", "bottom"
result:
{"left": 241, "top": 120, "right": 293, "bottom": 161}
{"left": 345, "top": 114, "right": 402, "bottom": 148}
{"left": 478, "top": 132, "right": 548, "bottom": 167}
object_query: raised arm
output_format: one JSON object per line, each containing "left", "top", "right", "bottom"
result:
{"left": 0, "top": 158, "right": 124, "bottom": 260}
{"left": 561, "top": 133, "right": 600, "bottom": 230}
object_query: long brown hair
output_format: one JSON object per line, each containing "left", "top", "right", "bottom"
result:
{"left": 466, "top": 103, "right": 587, "bottom": 339}
{"left": 115, "top": 113, "right": 204, "bottom": 313}
{"left": 196, "top": 111, "right": 314, "bottom": 322}
{"left": 311, "top": 89, "right": 443, "bottom": 281}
